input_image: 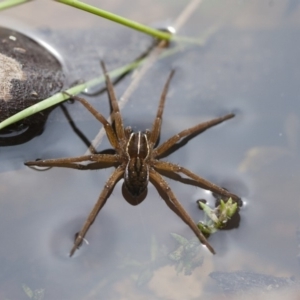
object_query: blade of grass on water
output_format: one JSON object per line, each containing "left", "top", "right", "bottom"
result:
{"left": 0, "top": 0, "right": 32, "bottom": 11}
{"left": 56, "top": 0, "right": 172, "bottom": 41}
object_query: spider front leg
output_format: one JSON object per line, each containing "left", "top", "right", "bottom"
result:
{"left": 149, "top": 70, "right": 175, "bottom": 147}
{"left": 63, "top": 92, "right": 120, "bottom": 150}
{"left": 100, "top": 61, "right": 126, "bottom": 141}
{"left": 69, "top": 166, "right": 124, "bottom": 257}
{"left": 149, "top": 169, "right": 215, "bottom": 254}
{"left": 154, "top": 161, "right": 240, "bottom": 202}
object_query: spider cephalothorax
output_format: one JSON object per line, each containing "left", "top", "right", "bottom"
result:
{"left": 25, "top": 62, "right": 240, "bottom": 256}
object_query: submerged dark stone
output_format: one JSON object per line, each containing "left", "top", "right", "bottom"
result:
{"left": 0, "top": 26, "right": 64, "bottom": 143}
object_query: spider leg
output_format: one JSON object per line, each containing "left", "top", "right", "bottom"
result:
{"left": 149, "top": 70, "right": 175, "bottom": 147}
{"left": 153, "top": 113, "right": 234, "bottom": 157}
{"left": 70, "top": 165, "right": 125, "bottom": 257}
{"left": 100, "top": 61, "right": 126, "bottom": 141}
{"left": 30, "top": 162, "right": 114, "bottom": 171}
{"left": 153, "top": 161, "right": 240, "bottom": 202}
{"left": 25, "top": 154, "right": 118, "bottom": 169}
{"left": 149, "top": 168, "right": 215, "bottom": 254}
{"left": 63, "top": 92, "right": 119, "bottom": 149}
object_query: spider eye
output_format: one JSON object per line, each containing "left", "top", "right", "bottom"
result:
{"left": 125, "top": 126, "right": 133, "bottom": 138}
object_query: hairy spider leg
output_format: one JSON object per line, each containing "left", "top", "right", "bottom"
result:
{"left": 25, "top": 154, "right": 118, "bottom": 169}
{"left": 154, "top": 161, "right": 240, "bottom": 202}
{"left": 100, "top": 61, "right": 126, "bottom": 141}
{"left": 149, "top": 168, "right": 215, "bottom": 254}
{"left": 70, "top": 166, "right": 125, "bottom": 256}
{"left": 153, "top": 113, "right": 235, "bottom": 157}
{"left": 63, "top": 92, "right": 119, "bottom": 150}
{"left": 149, "top": 70, "right": 175, "bottom": 148}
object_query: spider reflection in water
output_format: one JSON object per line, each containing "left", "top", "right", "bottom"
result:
{"left": 25, "top": 62, "right": 240, "bottom": 256}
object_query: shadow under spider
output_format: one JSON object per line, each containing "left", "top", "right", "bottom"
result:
{"left": 25, "top": 61, "right": 240, "bottom": 257}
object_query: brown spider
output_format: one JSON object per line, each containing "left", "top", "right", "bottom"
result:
{"left": 25, "top": 62, "right": 240, "bottom": 256}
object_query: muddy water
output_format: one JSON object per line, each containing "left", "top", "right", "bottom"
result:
{"left": 0, "top": 1, "right": 300, "bottom": 299}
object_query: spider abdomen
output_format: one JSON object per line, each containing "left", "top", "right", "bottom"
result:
{"left": 124, "top": 158, "right": 149, "bottom": 196}
{"left": 124, "top": 132, "right": 151, "bottom": 196}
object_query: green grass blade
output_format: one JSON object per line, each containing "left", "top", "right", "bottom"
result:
{"left": 55, "top": 0, "right": 171, "bottom": 41}
{"left": 0, "top": 0, "right": 32, "bottom": 11}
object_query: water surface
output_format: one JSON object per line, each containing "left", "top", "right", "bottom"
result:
{"left": 0, "top": 1, "right": 300, "bottom": 299}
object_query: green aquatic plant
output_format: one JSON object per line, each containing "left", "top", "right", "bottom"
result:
{"left": 116, "top": 235, "right": 169, "bottom": 286}
{"left": 197, "top": 198, "right": 238, "bottom": 235}
{"left": 169, "top": 233, "right": 203, "bottom": 275}
{"left": 22, "top": 284, "right": 45, "bottom": 300}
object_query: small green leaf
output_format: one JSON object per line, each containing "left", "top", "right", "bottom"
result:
{"left": 227, "top": 202, "right": 238, "bottom": 218}
{"left": 220, "top": 199, "right": 226, "bottom": 211}
{"left": 22, "top": 284, "right": 33, "bottom": 299}
{"left": 170, "top": 233, "right": 188, "bottom": 246}
{"left": 33, "top": 289, "right": 45, "bottom": 300}
{"left": 199, "top": 202, "right": 219, "bottom": 223}
{"left": 169, "top": 245, "right": 184, "bottom": 261}
{"left": 198, "top": 222, "right": 217, "bottom": 235}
